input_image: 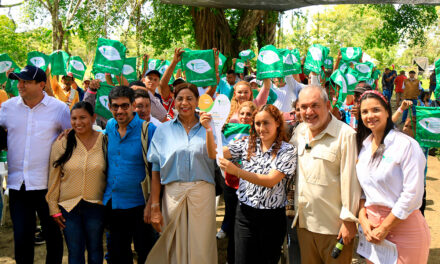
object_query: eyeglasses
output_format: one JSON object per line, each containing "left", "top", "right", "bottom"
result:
{"left": 110, "top": 103, "right": 130, "bottom": 111}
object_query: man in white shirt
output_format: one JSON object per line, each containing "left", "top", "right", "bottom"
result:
{"left": 272, "top": 75, "right": 305, "bottom": 113}
{"left": 0, "top": 65, "right": 71, "bottom": 264}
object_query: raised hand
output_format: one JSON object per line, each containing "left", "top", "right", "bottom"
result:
{"left": 173, "top": 48, "right": 184, "bottom": 63}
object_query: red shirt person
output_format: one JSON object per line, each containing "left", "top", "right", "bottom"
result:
{"left": 394, "top": 71, "right": 407, "bottom": 107}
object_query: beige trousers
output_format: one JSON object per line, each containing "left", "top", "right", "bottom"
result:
{"left": 145, "top": 181, "right": 218, "bottom": 264}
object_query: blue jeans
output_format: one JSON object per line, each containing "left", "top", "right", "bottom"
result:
{"left": 401, "top": 99, "right": 418, "bottom": 123}
{"left": 383, "top": 89, "right": 393, "bottom": 104}
{"left": 9, "top": 185, "right": 63, "bottom": 264}
{"left": 61, "top": 200, "right": 105, "bottom": 264}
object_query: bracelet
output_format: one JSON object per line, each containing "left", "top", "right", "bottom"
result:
{"left": 87, "top": 89, "right": 97, "bottom": 94}
{"left": 52, "top": 213, "right": 62, "bottom": 218}
{"left": 397, "top": 107, "right": 403, "bottom": 114}
{"left": 151, "top": 203, "right": 160, "bottom": 208}
{"left": 206, "top": 127, "right": 212, "bottom": 132}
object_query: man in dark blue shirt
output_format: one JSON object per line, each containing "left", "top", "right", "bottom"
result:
{"left": 382, "top": 68, "right": 397, "bottom": 103}
{"left": 103, "top": 86, "right": 157, "bottom": 264}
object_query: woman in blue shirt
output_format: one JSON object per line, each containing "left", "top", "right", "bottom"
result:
{"left": 145, "top": 82, "right": 217, "bottom": 264}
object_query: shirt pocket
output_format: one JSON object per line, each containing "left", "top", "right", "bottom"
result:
{"left": 303, "top": 148, "right": 336, "bottom": 186}
{"left": 34, "top": 120, "right": 56, "bottom": 141}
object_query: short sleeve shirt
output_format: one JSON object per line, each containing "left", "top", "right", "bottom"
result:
{"left": 394, "top": 75, "right": 407, "bottom": 93}
{"left": 228, "top": 138, "right": 297, "bottom": 209}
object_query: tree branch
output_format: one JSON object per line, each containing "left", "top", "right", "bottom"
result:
{"left": 65, "top": 0, "right": 83, "bottom": 27}
{"left": 35, "top": 0, "right": 50, "bottom": 12}
{"left": 0, "top": 1, "right": 24, "bottom": 8}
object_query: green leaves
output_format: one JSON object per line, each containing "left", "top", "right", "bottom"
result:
{"left": 141, "top": 0, "right": 195, "bottom": 54}
{"left": 0, "top": 15, "right": 51, "bottom": 66}
{"left": 365, "top": 4, "right": 438, "bottom": 48}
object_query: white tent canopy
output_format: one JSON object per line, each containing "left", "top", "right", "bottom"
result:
{"left": 160, "top": 0, "right": 438, "bottom": 11}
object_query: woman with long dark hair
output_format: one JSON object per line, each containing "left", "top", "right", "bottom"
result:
{"left": 356, "top": 90, "right": 430, "bottom": 264}
{"left": 203, "top": 104, "right": 297, "bottom": 263}
{"left": 46, "top": 101, "right": 106, "bottom": 264}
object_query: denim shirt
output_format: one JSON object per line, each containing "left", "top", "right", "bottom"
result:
{"left": 147, "top": 115, "right": 215, "bottom": 185}
{"left": 103, "top": 113, "right": 156, "bottom": 209}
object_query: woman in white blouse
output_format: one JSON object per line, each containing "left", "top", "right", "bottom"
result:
{"left": 202, "top": 104, "right": 297, "bottom": 264}
{"left": 356, "top": 90, "right": 430, "bottom": 264}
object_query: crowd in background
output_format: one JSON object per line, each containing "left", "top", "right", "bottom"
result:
{"left": 0, "top": 44, "right": 437, "bottom": 264}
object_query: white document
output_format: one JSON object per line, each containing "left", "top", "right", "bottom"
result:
{"left": 356, "top": 226, "right": 398, "bottom": 264}
{"left": 207, "top": 94, "right": 231, "bottom": 170}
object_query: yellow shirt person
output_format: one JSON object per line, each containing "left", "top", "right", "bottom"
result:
{"left": 50, "top": 73, "right": 79, "bottom": 109}
{"left": 0, "top": 89, "right": 9, "bottom": 107}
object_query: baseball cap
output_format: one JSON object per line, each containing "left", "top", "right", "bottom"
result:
{"left": 8, "top": 65, "right": 46, "bottom": 83}
{"left": 145, "top": 69, "right": 161, "bottom": 78}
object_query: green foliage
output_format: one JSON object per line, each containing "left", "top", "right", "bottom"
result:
{"left": 4, "top": 2, "right": 440, "bottom": 75}
{"left": 395, "top": 7, "right": 440, "bottom": 67}
{"left": 0, "top": 15, "right": 52, "bottom": 66}
{"left": 281, "top": 12, "right": 311, "bottom": 56}
{"left": 311, "top": 6, "right": 383, "bottom": 55}
{"left": 224, "top": 9, "right": 244, "bottom": 37}
{"left": 363, "top": 4, "right": 438, "bottom": 48}
{"left": 141, "top": 0, "right": 196, "bottom": 54}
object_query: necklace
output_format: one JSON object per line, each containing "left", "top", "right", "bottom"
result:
{"left": 181, "top": 118, "right": 197, "bottom": 130}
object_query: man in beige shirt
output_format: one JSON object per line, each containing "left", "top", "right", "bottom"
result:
{"left": 290, "top": 85, "right": 361, "bottom": 264}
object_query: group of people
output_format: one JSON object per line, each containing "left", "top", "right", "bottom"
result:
{"left": 0, "top": 44, "right": 434, "bottom": 264}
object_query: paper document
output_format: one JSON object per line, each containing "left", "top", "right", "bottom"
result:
{"left": 356, "top": 226, "right": 398, "bottom": 264}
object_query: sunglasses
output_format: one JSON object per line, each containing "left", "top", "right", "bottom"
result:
{"left": 110, "top": 103, "right": 130, "bottom": 111}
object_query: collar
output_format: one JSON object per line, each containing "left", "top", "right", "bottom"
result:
{"left": 172, "top": 113, "right": 200, "bottom": 125}
{"left": 306, "top": 114, "right": 339, "bottom": 142}
{"left": 128, "top": 112, "right": 140, "bottom": 129}
{"left": 17, "top": 91, "right": 49, "bottom": 107}
{"left": 256, "top": 138, "right": 276, "bottom": 154}
{"left": 362, "top": 129, "right": 396, "bottom": 148}
{"left": 115, "top": 112, "right": 140, "bottom": 130}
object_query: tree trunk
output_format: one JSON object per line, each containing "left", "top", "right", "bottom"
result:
{"left": 51, "top": 19, "right": 65, "bottom": 51}
{"left": 135, "top": 3, "right": 142, "bottom": 75}
{"left": 233, "top": 10, "right": 265, "bottom": 53}
{"left": 191, "top": 8, "right": 233, "bottom": 56}
{"left": 56, "top": 20, "right": 64, "bottom": 50}
{"left": 256, "top": 11, "right": 278, "bottom": 50}
{"left": 51, "top": 14, "right": 58, "bottom": 51}
{"left": 50, "top": 0, "right": 65, "bottom": 51}
{"left": 64, "top": 31, "right": 70, "bottom": 53}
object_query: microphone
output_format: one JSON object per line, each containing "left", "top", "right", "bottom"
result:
{"left": 305, "top": 143, "right": 312, "bottom": 150}
{"left": 331, "top": 238, "right": 344, "bottom": 259}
